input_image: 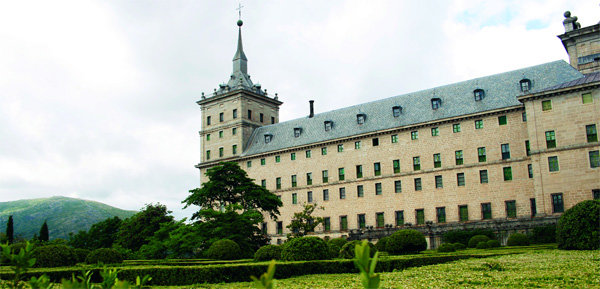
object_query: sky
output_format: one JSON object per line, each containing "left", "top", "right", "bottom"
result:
{"left": 0, "top": 1, "right": 597, "bottom": 220}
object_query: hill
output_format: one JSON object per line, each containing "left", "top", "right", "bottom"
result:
{"left": 0, "top": 196, "right": 136, "bottom": 240}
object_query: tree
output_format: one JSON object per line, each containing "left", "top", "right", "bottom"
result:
{"left": 286, "top": 203, "right": 324, "bottom": 239}
{"left": 115, "top": 203, "right": 174, "bottom": 252}
{"left": 68, "top": 216, "right": 122, "bottom": 250}
{"left": 6, "top": 215, "right": 14, "bottom": 244}
{"left": 183, "top": 162, "right": 282, "bottom": 254}
{"left": 38, "top": 221, "right": 49, "bottom": 242}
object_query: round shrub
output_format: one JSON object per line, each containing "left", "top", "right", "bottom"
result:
{"left": 327, "top": 237, "right": 347, "bottom": 258}
{"left": 254, "top": 245, "right": 282, "bottom": 261}
{"left": 85, "top": 248, "right": 124, "bottom": 264}
{"left": 33, "top": 245, "right": 77, "bottom": 268}
{"left": 328, "top": 237, "right": 348, "bottom": 248}
{"left": 205, "top": 239, "right": 242, "bottom": 260}
{"left": 339, "top": 240, "right": 377, "bottom": 259}
{"left": 468, "top": 235, "right": 491, "bottom": 248}
{"left": 436, "top": 243, "right": 456, "bottom": 252}
{"left": 506, "top": 233, "right": 529, "bottom": 246}
{"left": 375, "top": 237, "right": 389, "bottom": 252}
{"left": 486, "top": 239, "right": 501, "bottom": 248}
{"left": 453, "top": 243, "right": 466, "bottom": 250}
{"left": 281, "top": 237, "right": 330, "bottom": 261}
{"left": 73, "top": 248, "right": 90, "bottom": 263}
{"left": 557, "top": 200, "right": 600, "bottom": 250}
{"left": 385, "top": 229, "right": 427, "bottom": 255}
{"left": 476, "top": 241, "right": 490, "bottom": 249}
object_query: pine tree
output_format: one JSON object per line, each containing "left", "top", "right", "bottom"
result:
{"left": 39, "top": 221, "right": 49, "bottom": 242}
{"left": 6, "top": 215, "right": 14, "bottom": 244}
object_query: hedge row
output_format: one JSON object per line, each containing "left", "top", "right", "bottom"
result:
{"left": 0, "top": 254, "right": 507, "bottom": 286}
{"left": 122, "top": 259, "right": 251, "bottom": 266}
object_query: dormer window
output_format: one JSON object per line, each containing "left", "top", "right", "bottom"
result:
{"left": 474, "top": 89, "right": 485, "bottom": 101}
{"left": 264, "top": 133, "right": 273, "bottom": 143}
{"left": 324, "top": 120, "right": 333, "bottom": 131}
{"left": 431, "top": 98, "right": 442, "bottom": 110}
{"left": 356, "top": 114, "right": 366, "bottom": 124}
{"left": 293, "top": 127, "right": 302, "bottom": 138}
{"left": 392, "top": 106, "right": 402, "bottom": 117}
{"left": 520, "top": 79, "right": 531, "bottom": 92}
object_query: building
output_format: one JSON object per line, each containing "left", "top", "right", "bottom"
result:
{"left": 196, "top": 13, "right": 599, "bottom": 247}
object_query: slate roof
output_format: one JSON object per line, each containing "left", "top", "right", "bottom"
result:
{"left": 539, "top": 71, "right": 600, "bottom": 92}
{"left": 242, "top": 60, "right": 583, "bottom": 156}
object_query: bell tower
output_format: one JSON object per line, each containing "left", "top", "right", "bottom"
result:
{"left": 196, "top": 19, "right": 282, "bottom": 173}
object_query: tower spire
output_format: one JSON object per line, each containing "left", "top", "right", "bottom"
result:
{"left": 232, "top": 20, "right": 247, "bottom": 74}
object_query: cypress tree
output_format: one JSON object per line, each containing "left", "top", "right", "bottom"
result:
{"left": 6, "top": 215, "right": 14, "bottom": 244}
{"left": 39, "top": 221, "right": 49, "bottom": 242}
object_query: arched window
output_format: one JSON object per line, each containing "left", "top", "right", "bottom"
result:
{"left": 431, "top": 98, "right": 442, "bottom": 110}
{"left": 520, "top": 79, "right": 532, "bottom": 92}
{"left": 356, "top": 114, "right": 366, "bottom": 124}
{"left": 474, "top": 89, "right": 485, "bottom": 101}
{"left": 392, "top": 106, "right": 402, "bottom": 117}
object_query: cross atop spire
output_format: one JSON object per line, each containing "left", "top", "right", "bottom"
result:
{"left": 236, "top": 3, "right": 243, "bottom": 20}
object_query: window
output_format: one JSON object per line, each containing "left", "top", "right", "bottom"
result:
{"left": 459, "top": 205, "right": 468, "bottom": 221}
{"left": 582, "top": 92, "right": 593, "bottom": 104}
{"left": 339, "top": 187, "right": 346, "bottom": 199}
{"left": 520, "top": 79, "right": 531, "bottom": 92}
{"left": 264, "top": 134, "right": 272, "bottom": 143}
{"left": 530, "top": 198, "right": 537, "bottom": 217}
{"left": 545, "top": 131, "right": 556, "bottom": 149}
{"left": 392, "top": 106, "right": 402, "bottom": 117}
{"left": 501, "top": 143, "right": 511, "bottom": 160}
{"left": 394, "top": 180, "right": 402, "bottom": 193}
{"left": 435, "top": 175, "right": 443, "bottom": 188}
{"left": 355, "top": 141, "right": 361, "bottom": 149}
{"left": 357, "top": 185, "right": 364, "bottom": 198}
{"left": 277, "top": 221, "right": 283, "bottom": 235}
{"left": 525, "top": 140, "right": 531, "bottom": 156}
{"left": 457, "top": 173, "right": 465, "bottom": 186}
{"left": 307, "top": 191, "right": 313, "bottom": 203}
{"left": 372, "top": 138, "right": 379, "bottom": 146}
{"left": 436, "top": 207, "right": 446, "bottom": 223}
{"left": 393, "top": 160, "right": 400, "bottom": 173}
{"left": 431, "top": 127, "right": 439, "bottom": 136}
{"left": 219, "top": 147, "right": 224, "bottom": 157}
{"left": 498, "top": 115, "right": 507, "bottom": 125}
{"left": 291, "top": 175, "right": 297, "bottom": 187}
{"left": 433, "top": 153, "right": 441, "bottom": 168}
{"left": 478, "top": 147, "right": 487, "bottom": 162}
{"left": 453, "top": 123, "right": 461, "bottom": 133}
{"left": 306, "top": 172, "right": 313, "bottom": 185}
{"left": 207, "top": 116, "right": 211, "bottom": 125}
{"left": 259, "top": 113, "right": 264, "bottom": 123}
{"left": 219, "top": 131, "right": 224, "bottom": 138}
{"left": 416, "top": 209, "right": 425, "bottom": 225}
{"left": 324, "top": 121, "right": 333, "bottom": 131}
{"left": 411, "top": 131, "right": 418, "bottom": 140}
{"left": 292, "top": 193, "right": 297, "bottom": 204}
{"left": 261, "top": 222, "right": 267, "bottom": 234}
{"left": 455, "top": 150, "right": 463, "bottom": 165}
{"left": 391, "top": 134, "right": 398, "bottom": 143}
{"left": 548, "top": 156, "right": 559, "bottom": 172}
{"left": 375, "top": 183, "right": 382, "bottom": 195}
{"left": 261, "top": 158, "right": 266, "bottom": 166}
{"left": 475, "top": 119, "right": 483, "bottom": 129}
{"left": 480, "top": 170, "right": 488, "bottom": 183}
{"left": 275, "top": 155, "right": 281, "bottom": 163}
{"left": 551, "top": 193, "right": 564, "bottom": 213}
{"left": 232, "top": 128, "right": 237, "bottom": 135}
{"left": 247, "top": 110, "right": 252, "bottom": 120}
{"left": 586, "top": 124, "right": 598, "bottom": 142}
{"left": 206, "top": 134, "right": 211, "bottom": 141}
{"left": 246, "top": 161, "right": 252, "bottom": 168}
{"left": 431, "top": 98, "right": 441, "bottom": 109}
{"left": 340, "top": 216, "right": 348, "bottom": 231}
{"left": 323, "top": 189, "right": 329, "bottom": 201}
{"left": 503, "top": 167, "right": 512, "bottom": 181}
{"left": 233, "top": 109, "right": 237, "bottom": 119}
{"left": 356, "top": 165, "right": 363, "bottom": 178}
{"left": 322, "top": 170, "right": 328, "bottom": 183}
{"left": 414, "top": 178, "right": 422, "bottom": 191}
{"left": 356, "top": 114, "right": 366, "bottom": 124}
{"left": 413, "top": 157, "right": 420, "bottom": 171}
{"left": 522, "top": 112, "right": 527, "bottom": 122}
{"left": 481, "top": 203, "right": 492, "bottom": 220}
{"left": 276, "top": 177, "right": 281, "bottom": 189}
{"left": 374, "top": 162, "right": 381, "bottom": 176}
{"left": 321, "top": 147, "right": 327, "bottom": 155}
{"left": 589, "top": 150, "right": 599, "bottom": 168}
{"left": 528, "top": 164, "right": 533, "bottom": 178}
{"left": 358, "top": 214, "right": 366, "bottom": 229}
{"left": 338, "top": 168, "right": 345, "bottom": 181}
{"left": 593, "top": 189, "right": 600, "bottom": 200}
{"left": 232, "top": 145, "right": 237, "bottom": 155}
{"left": 219, "top": 112, "right": 224, "bottom": 122}
{"left": 395, "top": 211, "right": 404, "bottom": 226}
{"left": 542, "top": 100, "right": 552, "bottom": 111}
{"left": 291, "top": 153, "right": 296, "bottom": 160}
{"left": 206, "top": 150, "right": 211, "bottom": 160}
{"left": 294, "top": 127, "right": 302, "bottom": 137}
{"left": 474, "top": 89, "right": 484, "bottom": 101}
{"left": 323, "top": 217, "right": 330, "bottom": 231}
{"left": 337, "top": 144, "right": 343, "bottom": 152}
{"left": 306, "top": 150, "right": 312, "bottom": 158}
{"left": 271, "top": 117, "right": 275, "bottom": 124}
{"left": 376, "top": 212, "right": 385, "bottom": 228}
{"left": 505, "top": 200, "right": 516, "bottom": 218}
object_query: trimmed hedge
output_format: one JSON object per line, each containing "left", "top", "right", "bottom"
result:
{"left": 486, "top": 240, "right": 501, "bottom": 248}
{"left": 328, "top": 238, "right": 347, "bottom": 248}
{"left": 476, "top": 241, "right": 490, "bottom": 249}
{"left": 557, "top": 200, "right": 600, "bottom": 250}
{"left": 205, "top": 239, "right": 242, "bottom": 260}
{"left": 453, "top": 243, "right": 466, "bottom": 250}
{"left": 527, "top": 224, "right": 557, "bottom": 244}
{"left": 468, "top": 235, "right": 491, "bottom": 248}
{"left": 254, "top": 245, "right": 282, "bottom": 261}
{"left": 506, "top": 233, "right": 529, "bottom": 246}
{"left": 375, "top": 237, "right": 389, "bottom": 252}
{"left": 386, "top": 229, "right": 427, "bottom": 255}
{"left": 436, "top": 243, "right": 456, "bottom": 253}
{"left": 442, "top": 229, "right": 495, "bottom": 246}
{"left": 32, "top": 245, "right": 77, "bottom": 268}
{"left": 281, "top": 237, "right": 330, "bottom": 261}
{"left": 339, "top": 240, "right": 376, "bottom": 259}
{"left": 86, "top": 248, "right": 124, "bottom": 264}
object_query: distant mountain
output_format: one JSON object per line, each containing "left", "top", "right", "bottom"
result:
{"left": 0, "top": 196, "right": 136, "bottom": 240}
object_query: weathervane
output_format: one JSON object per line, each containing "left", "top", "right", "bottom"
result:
{"left": 236, "top": 2, "right": 244, "bottom": 20}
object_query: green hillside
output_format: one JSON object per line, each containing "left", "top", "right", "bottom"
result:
{"left": 0, "top": 196, "right": 136, "bottom": 240}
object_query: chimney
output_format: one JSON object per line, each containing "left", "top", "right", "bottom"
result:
{"left": 309, "top": 100, "right": 314, "bottom": 118}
